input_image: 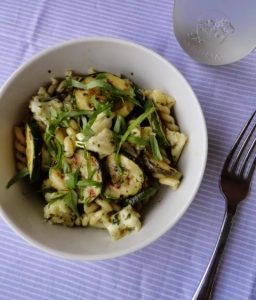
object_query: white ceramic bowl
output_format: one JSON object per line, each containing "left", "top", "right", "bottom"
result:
{"left": 0, "top": 38, "right": 207, "bottom": 260}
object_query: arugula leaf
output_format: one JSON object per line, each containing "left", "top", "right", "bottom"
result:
{"left": 124, "top": 180, "right": 161, "bottom": 207}
{"left": 69, "top": 79, "right": 110, "bottom": 90}
{"left": 82, "top": 106, "right": 111, "bottom": 140}
{"left": 91, "top": 96, "right": 111, "bottom": 112}
{"left": 95, "top": 73, "right": 107, "bottom": 80}
{"left": 83, "top": 150, "right": 96, "bottom": 180}
{"left": 48, "top": 110, "right": 91, "bottom": 134}
{"left": 116, "top": 106, "right": 155, "bottom": 156}
{"left": 54, "top": 110, "right": 92, "bottom": 126}
{"left": 55, "top": 139, "right": 63, "bottom": 169}
{"left": 64, "top": 190, "right": 79, "bottom": 217}
{"left": 66, "top": 168, "right": 80, "bottom": 190}
{"left": 43, "top": 109, "right": 92, "bottom": 154}
{"left": 6, "top": 168, "right": 29, "bottom": 189}
{"left": 114, "top": 115, "right": 126, "bottom": 134}
{"left": 82, "top": 110, "right": 98, "bottom": 139}
{"left": 145, "top": 99, "right": 170, "bottom": 147}
{"left": 43, "top": 130, "right": 55, "bottom": 156}
{"left": 63, "top": 160, "right": 71, "bottom": 173}
{"left": 77, "top": 179, "right": 102, "bottom": 188}
{"left": 47, "top": 192, "right": 67, "bottom": 205}
{"left": 150, "top": 135, "right": 163, "bottom": 161}
{"left": 126, "top": 96, "right": 142, "bottom": 107}
{"left": 69, "top": 79, "right": 140, "bottom": 107}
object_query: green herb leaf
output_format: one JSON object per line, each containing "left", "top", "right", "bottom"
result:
{"left": 69, "top": 79, "right": 110, "bottom": 90}
{"left": 83, "top": 150, "right": 98, "bottom": 180}
{"left": 81, "top": 116, "right": 87, "bottom": 129}
{"left": 47, "top": 110, "right": 91, "bottom": 134}
{"left": 124, "top": 180, "right": 160, "bottom": 206}
{"left": 6, "top": 168, "right": 29, "bottom": 189}
{"left": 43, "top": 130, "right": 55, "bottom": 156}
{"left": 127, "top": 135, "right": 148, "bottom": 146}
{"left": 82, "top": 107, "right": 110, "bottom": 139}
{"left": 69, "top": 79, "right": 139, "bottom": 106}
{"left": 126, "top": 96, "right": 142, "bottom": 107}
{"left": 55, "top": 110, "right": 92, "bottom": 126}
{"left": 82, "top": 111, "right": 99, "bottom": 138}
{"left": 63, "top": 160, "right": 71, "bottom": 173}
{"left": 114, "top": 115, "right": 126, "bottom": 134}
{"left": 145, "top": 99, "right": 170, "bottom": 147}
{"left": 44, "top": 109, "right": 92, "bottom": 153}
{"left": 77, "top": 179, "right": 102, "bottom": 188}
{"left": 91, "top": 96, "right": 111, "bottom": 112}
{"left": 47, "top": 192, "right": 67, "bottom": 205}
{"left": 95, "top": 73, "right": 107, "bottom": 80}
{"left": 55, "top": 139, "right": 63, "bottom": 169}
{"left": 150, "top": 135, "right": 163, "bottom": 161}
{"left": 64, "top": 190, "right": 79, "bottom": 217}
{"left": 66, "top": 168, "right": 80, "bottom": 189}
{"left": 116, "top": 106, "right": 155, "bottom": 156}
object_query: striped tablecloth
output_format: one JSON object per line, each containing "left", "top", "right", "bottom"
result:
{"left": 0, "top": 1, "right": 255, "bottom": 299}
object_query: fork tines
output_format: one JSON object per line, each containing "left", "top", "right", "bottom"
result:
{"left": 223, "top": 110, "right": 256, "bottom": 179}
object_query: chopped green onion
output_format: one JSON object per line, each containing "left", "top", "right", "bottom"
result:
{"left": 6, "top": 168, "right": 29, "bottom": 189}
{"left": 116, "top": 106, "right": 155, "bottom": 156}
{"left": 150, "top": 135, "right": 163, "bottom": 161}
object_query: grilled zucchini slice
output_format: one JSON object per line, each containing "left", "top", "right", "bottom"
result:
{"left": 68, "top": 150, "right": 102, "bottom": 203}
{"left": 104, "top": 153, "right": 144, "bottom": 199}
{"left": 25, "top": 122, "right": 42, "bottom": 182}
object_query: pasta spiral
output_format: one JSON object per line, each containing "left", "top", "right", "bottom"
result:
{"left": 144, "top": 89, "right": 179, "bottom": 131}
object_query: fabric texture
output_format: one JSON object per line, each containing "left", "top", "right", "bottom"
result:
{"left": 0, "top": 1, "right": 255, "bottom": 299}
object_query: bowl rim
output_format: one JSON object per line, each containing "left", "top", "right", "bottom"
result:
{"left": 0, "top": 37, "right": 208, "bottom": 260}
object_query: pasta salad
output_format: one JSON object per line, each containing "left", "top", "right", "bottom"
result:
{"left": 7, "top": 69, "right": 187, "bottom": 240}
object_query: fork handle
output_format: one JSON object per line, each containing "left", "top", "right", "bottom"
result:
{"left": 192, "top": 208, "right": 235, "bottom": 300}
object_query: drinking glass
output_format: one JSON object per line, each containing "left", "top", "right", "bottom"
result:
{"left": 173, "top": 0, "right": 256, "bottom": 65}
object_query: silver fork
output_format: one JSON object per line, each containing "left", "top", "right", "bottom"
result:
{"left": 193, "top": 110, "right": 256, "bottom": 300}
